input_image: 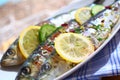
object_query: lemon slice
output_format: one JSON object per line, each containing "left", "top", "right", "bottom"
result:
{"left": 19, "top": 26, "right": 40, "bottom": 58}
{"left": 75, "top": 7, "right": 91, "bottom": 25}
{"left": 54, "top": 33, "right": 94, "bottom": 63}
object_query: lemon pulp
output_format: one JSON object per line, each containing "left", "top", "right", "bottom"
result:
{"left": 19, "top": 26, "right": 40, "bottom": 58}
{"left": 75, "top": 7, "right": 91, "bottom": 25}
{"left": 54, "top": 33, "right": 94, "bottom": 63}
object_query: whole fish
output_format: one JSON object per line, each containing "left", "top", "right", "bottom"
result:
{"left": 0, "top": 0, "right": 105, "bottom": 67}
{"left": 0, "top": 39, "right": 25, "bottom": 67}
{"left": 1, "top": 0, "right": 104, "bottom": 67}
{"left": 0, "top": 21, "right": 51, "bottom": 67}
{"left": 16, "top": 1, "right": 120, "bottom": 80}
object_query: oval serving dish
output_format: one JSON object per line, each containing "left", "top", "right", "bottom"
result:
{"left": 0, "top": 0, "right": 120, "bottom": 80}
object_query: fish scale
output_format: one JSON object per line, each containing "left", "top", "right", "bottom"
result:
{"left": 0, "top": 0, "right": 120, "bottom": 79}
{"left": 16, "top": 1, "right": 120, "bottom": 80}
{"left": 16, "top": 27, "right": 74, "bottom": 80}
{"left": 0, "top": 0, "right": 107, "bottom": 67}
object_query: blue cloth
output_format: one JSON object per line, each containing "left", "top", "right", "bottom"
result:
{"left": 65, "top": 30, "right": 120, "bottom": 80}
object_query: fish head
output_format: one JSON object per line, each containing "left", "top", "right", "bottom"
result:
{"left": 1, "top": 48, "right": 20, "bottom": 66}
{"left": 16, "top": 62, "right": 52, "bottom": 80}
{"left": 16, "top": 54, "right": 52, "bottom": 80}
{"left": 1, "top": 49, "right": 16, "bottom": 66}
{"left": 0, "top": 40, "right": 25, "bottom": 67}
{"left": 16, "top": 66, "right": 35, "bottom": 80}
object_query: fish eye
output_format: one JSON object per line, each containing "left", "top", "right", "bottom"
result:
{"left": 6, "top": 49, "right": 16, "bottom": 56}
{"left": 41, "top": 62, "right": 52, "bottom": 73}
{"left": 45, "top": 62, "right": 52, "bottom": 71}
{"left": 20, "top": 66, "right": 31, "bottom": 75}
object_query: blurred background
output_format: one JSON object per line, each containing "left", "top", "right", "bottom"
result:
{"left": 0, "top": 0, "right": 76, "bottom": 54}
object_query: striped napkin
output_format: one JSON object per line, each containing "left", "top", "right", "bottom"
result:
{"left": 65, "top": 30, "right": 120, "bottom": 80}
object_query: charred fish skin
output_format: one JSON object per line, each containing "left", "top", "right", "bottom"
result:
{"left": 0, "top": 39, "right": 25, "bottom": 67}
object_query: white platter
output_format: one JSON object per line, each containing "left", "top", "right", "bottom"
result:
{"left": 0, "top": 0, "right": 120, "bottom": 80}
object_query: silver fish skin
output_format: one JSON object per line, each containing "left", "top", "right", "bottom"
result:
{"left": 0, "top": 39, "right": 25, "bottom": 67}
{"left": 0, "top": 0, "right": 106, "bottom": 67}
{"left": 38, "top": 1, "right": 120, "bottom": 79}
{"left": 16, "top": 1, "right": 120, "bottom": 80}
{"left": 82, "top": 1, "right": 120, "bottom": 48}
{"left": 0, "top": 21, "right": 50, "bottom": 67}
{"left": 15, "top": 28, "right": 61, "bottom": 80}
{"left": 16, "top": 26, "right": 77, "bottom": 80}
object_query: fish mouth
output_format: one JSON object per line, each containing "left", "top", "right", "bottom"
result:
{"left": 0, "top": 58, "right": 20, "bottom": 67}
{"left": 15, "top": 76, "right": 36, "bottom": 80}
{"left": 1, "top": 60, "right": 13, "bottom": 67}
